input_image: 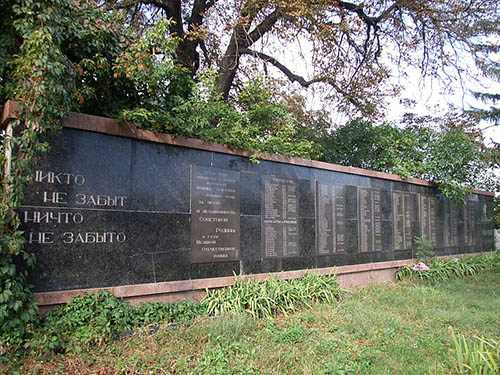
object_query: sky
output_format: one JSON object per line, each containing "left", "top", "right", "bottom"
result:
{"left": 386, "top": 65, "right": 500, "bottom": 145}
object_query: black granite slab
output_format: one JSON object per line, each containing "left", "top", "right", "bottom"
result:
{"left": 130, "top": 141, "right": 191, "bottom": 212}
{"left": 153, "top": 250, "right": 191, "bottom": 282}
{"left": 17, "top": 125, "right": 494, "bottom": 293}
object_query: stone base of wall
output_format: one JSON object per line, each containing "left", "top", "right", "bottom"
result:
{"left": 36, "top": 252, "right": 489, "bottom": 313}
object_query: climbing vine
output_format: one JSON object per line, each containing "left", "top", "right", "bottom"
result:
{"left": 0, "top": 0, "right": 133, "bottom": 349}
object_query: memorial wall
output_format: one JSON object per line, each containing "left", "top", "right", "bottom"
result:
{"left": 5, "top": 111, "right": 495, "bottom": 293}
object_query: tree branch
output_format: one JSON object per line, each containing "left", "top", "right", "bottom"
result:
{"left": 239, "top": 47, "right": 364, "bottom": 109}
{"left": 140, "top": 0, "right": 184, "bottom": 37}
{"left": 245, "top": 8, "right": 283, "bottom": 46}
{"left": 216, "top": 6, "right": 284, "bottom": 99}
{"left": 188, "top": 0, "right": 215, "bottom": 33}
{"left": 337, "top": 1, "right": 399, "bottom": 25}
{"left": 239, "top": 48, "right": 322, "bottom": 87}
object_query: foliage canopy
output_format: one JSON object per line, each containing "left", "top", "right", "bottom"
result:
{"left": 321, "top": 119, "right": 498, "bottom": 203}
{"left": 105, "top": 0, "right": 500, "bottom": 118}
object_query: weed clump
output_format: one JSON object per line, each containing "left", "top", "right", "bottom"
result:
{"left": 27, "top": 291, "right": 206, "bottom": 356}
{"left": 202, "top": 271, "right": 341, "bottom": 318}
{"left": 397, "top": 252, "right": 499, "bottom": 282}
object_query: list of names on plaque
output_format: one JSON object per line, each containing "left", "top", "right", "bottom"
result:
{"left": 464, "top": 201, "right": 476, "bottom": 246}
{"left": 444, "top": 200, "right": 459, "bottom": 247}
{"left": 420, "top": 195, "right": 437, "bottom": 245}
{"left": 359, "top": 188, "right": 382, "bottom": 253}
{"left": 262, "top": 176, "right": 299, "bottom": 258}
{"left": 191, "top": 165, "right": 240, "bottom": 263}
{"left": 392, "top": 192, "right": 413, "bottom": 250}
{"left": 315, "top": 182, "right": 345, "bottom": 255}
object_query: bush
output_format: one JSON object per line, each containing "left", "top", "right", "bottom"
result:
{"left": 396, "top": 252, "right": 500, "bottom": 282}
{"left": 27, "top": 290, "right": 206, "bottom": 355}
{"left": 413, "top": 235, "right": 435, "bottom": 261}
{"left": 22, "top": 272, "right": 341, "bottom": 356}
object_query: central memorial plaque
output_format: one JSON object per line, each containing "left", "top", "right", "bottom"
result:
{"left": 315, "top": 182, "right": 346, "bottom": 255}
{"left": 262, "top": 175, "right": 299, "bottom": 258}
{"left": 191, "top": 165, "right": 240, "bottom": 263}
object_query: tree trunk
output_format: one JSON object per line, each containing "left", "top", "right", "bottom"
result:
{"left": 216, "top": 32, "right": 241, "bottom": 100}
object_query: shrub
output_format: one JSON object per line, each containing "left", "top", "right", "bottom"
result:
{"left": 396, "top": 252, "right": 500, "bottom": 282}
{"left": 413, "top": 235, "right": 435, "bottom": 261}
{"left": 22, "top": 272, "right": 341, "bottom": 356}
{"left": 26, "top": 290, "right": 206, "bottom": 355}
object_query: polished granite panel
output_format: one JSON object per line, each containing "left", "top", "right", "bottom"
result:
{"left": 299, "top": 179, "right": 315, "bottom": 218}
{"left": 260, "top": 258, "right": 283, "bottom": 273}
{"left": 344, "top": 186, "right": 359, "bottom": 220}
{"left": 345, "top": 220, "right": 359, "bottom": 254}
{"left": 240, "top": 172, "right": 261, "bottom": 215}
{"left": 190, "top": 261, "right": 240, "bottom": 279}
{"left": 381, "top": 220, "right": 393, "bottom": 252}
{"left": 380, "top": 190, "right": 392, "bottom": 220}
{"left": 128, "top": 253, "right": 155, "bottom": 285}
{"left": 19, "top": 126, "right": 494, "bottom": 292}
{"left": 130, "top": 141, "right": 190, "bottom": 212}
{"left": 24, "top": 129, "right": 132, "bottom": 209}
{"left": 240, "top": 260, "right": 261, "bottom": 275}
{"left": 240, "top": 215, "right": 261, "bottom": 261}
{"left": 299, "top": 218, "right": 316, "bottom": 257}
{"left": 31, "top": 246, "right": 129, "bottom": 292}
{"left": 126, "top": 213, "right": 190, "bottom": 254}
{"left": 282, "top": 256, "right": 315, "bottom": 271}
{"left": 153, "top": 250, "right": 191, "bottom": 282}
{"left": 212, "top": 152, "right": 256, "bottom": 172}
{"left": 392, "top": 181, "right": 410, "bottom": 192}
{"left": 370, "top": 178, "right": 392, "bottom": 191}
{"left": 316, "top": 254, "right": 351, "bottom": 268}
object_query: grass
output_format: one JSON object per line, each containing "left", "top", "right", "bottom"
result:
{"left": 3, "top": 270, "right": 499, "bottom": 375}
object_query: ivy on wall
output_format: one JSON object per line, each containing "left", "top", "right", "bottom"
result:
{"left": 0, "top": 0, "right": 128, "bottom": 349}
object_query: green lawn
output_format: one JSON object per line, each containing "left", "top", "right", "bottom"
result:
{"left": 6, "top": 270, "right": 500, "bottom": 375}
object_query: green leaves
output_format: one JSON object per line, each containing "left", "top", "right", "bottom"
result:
{"left": 26, "top": 290, "right": 207, "bottom": 356}
{"left": 320, "top": 120, "right": 498, "bottom": 203}
{"left": 202, "top": 272, "right": 340, "bottom": 319}
{"left": 451, "top": 329, "right": 499, "bottom": 374}
{"left": 494, "top": 196, "right": 500, "bottom": 229}
{"left": 396, "top": 252, "right": 500, "bottom": 282}
{"left": 1, "top": 0, "right": 135, "bottom": 352}
{"left": 121, "top": 73, "right": 320, "bottom": 160}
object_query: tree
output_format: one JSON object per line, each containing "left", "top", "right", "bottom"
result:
{"left": 494, "top": 196, "right": 500, "bottom": 229}
{"left": 469, "top": 61, "right": 500, "bottom": 166}
{"left": 106, "top": 0, "right": 500, "bottom": 118}
{"left": 321, "top": 120, "right": 498, "bottom": 203}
